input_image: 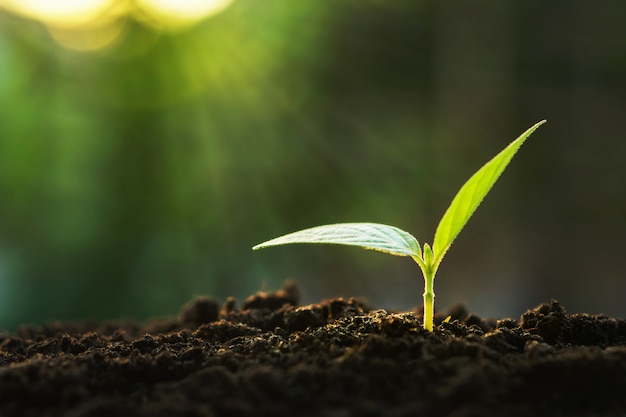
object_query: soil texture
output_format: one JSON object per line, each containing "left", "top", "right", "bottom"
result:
{"left": 1, "top": 282, "right": 625, "bottom": 417}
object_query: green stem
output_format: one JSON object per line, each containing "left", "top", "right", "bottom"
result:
{"left": 413, "top": 244, "right": 436, "bottom": 331}
{"left": 423, "top": 272, "right": 435, "bottom": 331}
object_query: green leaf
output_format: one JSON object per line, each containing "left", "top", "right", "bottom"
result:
{"left": 432, "top": 120, "right": 546, "bottom": 268}
{"left": 253, "top": 222, "right": 422, "bottom": 258}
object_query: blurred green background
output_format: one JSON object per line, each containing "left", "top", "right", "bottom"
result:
{"left": 0, "top": 0, "right": 625, "bottom": 330}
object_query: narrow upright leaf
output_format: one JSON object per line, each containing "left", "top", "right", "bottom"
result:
{"left": 253, "top": 222, "right": 422, "bottom": 258}
{"left": 432, "top": 120, "right": 546, "bottom": 268}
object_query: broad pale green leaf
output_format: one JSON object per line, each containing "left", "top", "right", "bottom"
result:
{"left": 253, "top": 222, "right": 421, "bottom": 257}
{"left": 432, "top": 120, "right": 546, "bottom": 267}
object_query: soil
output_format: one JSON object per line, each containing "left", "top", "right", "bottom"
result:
{"left": 1, "top": 282, "right": 625, "bottom": 417}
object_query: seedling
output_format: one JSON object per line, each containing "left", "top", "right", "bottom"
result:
{"left": 253, "top": 121, "right": 546, "bottom": 331}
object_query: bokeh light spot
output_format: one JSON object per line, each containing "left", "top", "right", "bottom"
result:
{"left": 136, "top": 0, "right": 234, "bottom": 28}
{"left": 48, "top": 19, "right": 126, "bottom": 52}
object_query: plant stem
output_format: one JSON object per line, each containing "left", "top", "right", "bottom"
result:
{"left": 423, "top": 272, "right": 435, "bottom": 331}
{"left": 413, "top": 252, "right": 435, "bottom": 331}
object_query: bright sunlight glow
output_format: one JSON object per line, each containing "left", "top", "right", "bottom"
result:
{"left": 0, "top": 0, "right": 234, "bottom": 51}
{"left": 1, "top": 0, "right": 115, "bottom": 27}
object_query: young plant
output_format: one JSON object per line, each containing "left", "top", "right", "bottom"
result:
{"left": 253, "top": 120, "right": 546, "bottom": 331}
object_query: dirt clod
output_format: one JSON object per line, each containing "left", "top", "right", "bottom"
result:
{"left": 180, "top": 297, "right": 220, "bottom": 325}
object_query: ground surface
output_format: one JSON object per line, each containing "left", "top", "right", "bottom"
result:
{"left": 1, "top": 282, "right": 625, "bottom": 417}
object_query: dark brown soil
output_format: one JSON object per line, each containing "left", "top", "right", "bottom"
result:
{"left": 1, "top": 282, "right": 625, "bottom": 417}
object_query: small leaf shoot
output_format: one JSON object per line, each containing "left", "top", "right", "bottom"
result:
{"left": 431, "top": 120, "right": 546, "bottom": 271}
{"left": 253, "top": 120, "right": 546, "bottom": 331}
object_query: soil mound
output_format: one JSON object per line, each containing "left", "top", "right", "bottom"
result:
{"left": 1, "top": 283, "right": 625, "bottom": 416}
